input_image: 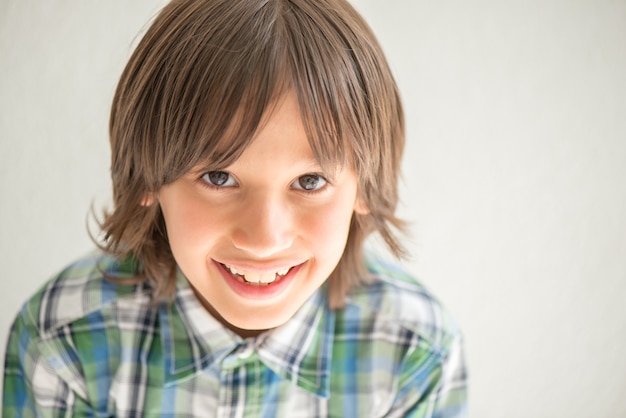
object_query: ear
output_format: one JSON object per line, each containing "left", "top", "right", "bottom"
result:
{"left": 354, "top": 196, "right": 369, "bottom": 215}
{"left": 140, "top": 193, "right": 155, "bottom": 207}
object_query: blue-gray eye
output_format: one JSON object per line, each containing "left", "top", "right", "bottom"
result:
{"left": 202, "top": 171, "right": 237, "bottom": 187}
{"left": 292, "top": 174, "right": 327, "bottom": 191}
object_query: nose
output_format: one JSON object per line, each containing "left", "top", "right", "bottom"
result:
{"left": 231, "top": 192, "right": 295, "bottom": 257}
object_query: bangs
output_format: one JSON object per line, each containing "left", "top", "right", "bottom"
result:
{"left": 111, "top": 0, "right": 383, "bottom": 190}
{"left": 138, "top": 0, "right": 289, "bottom": 185}
{"left": 283, "top": 0, "right": 375, "bottom": 175}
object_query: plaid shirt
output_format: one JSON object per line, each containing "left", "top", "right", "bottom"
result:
{"left": 3, "top": 251, "right": 467, "bottom": 417}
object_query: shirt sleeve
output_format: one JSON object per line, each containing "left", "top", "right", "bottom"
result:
{"left": 387, "top": 334, "right": 468, "bottom": 418}
{"left": 2, "top": 310, "right": 93, "bottom": 418}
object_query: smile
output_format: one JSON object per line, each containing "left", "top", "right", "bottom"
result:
{"left": 220, "top": 263, "right": 294, "bottom": 286}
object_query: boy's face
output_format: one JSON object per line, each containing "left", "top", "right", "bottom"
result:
{"left": 157, "top": 92, "right": 366, "bottom": 336}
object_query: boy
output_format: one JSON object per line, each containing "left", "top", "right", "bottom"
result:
{"left": 3, "top": 0, "right": 467, "bottom": 416}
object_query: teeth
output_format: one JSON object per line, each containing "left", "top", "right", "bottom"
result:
{"left": 228, "top": 266, "right": 245, "bottom": 276}
{"left": 222, "top": 264, "right": 292, "bottom": 285}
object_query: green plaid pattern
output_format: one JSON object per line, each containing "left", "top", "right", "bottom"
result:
{"left": 3, "top": 252, "right": 467, "bottom": 417}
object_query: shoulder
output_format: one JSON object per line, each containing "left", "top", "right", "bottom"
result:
{"left": 4, "top": 251, "right": 158, "bottom": 407}
{"left": 344, "top": 255, "right": 461, "bottom": 356}
{"left": 331, "top": 256, "right": 466, "bottom": 414}
{"left": 17, "top": 250, "right": 151, "bottom": 337}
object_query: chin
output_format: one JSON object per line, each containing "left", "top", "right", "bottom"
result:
{"left": 227, "top": 308, "right": 294, "bottom": 332}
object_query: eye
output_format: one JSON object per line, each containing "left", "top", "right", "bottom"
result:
{"left": 201, "top": 171, "right": 238, "bottom": 187}
{"left": 291, "top": 174, "right": 328, "bottom": 191}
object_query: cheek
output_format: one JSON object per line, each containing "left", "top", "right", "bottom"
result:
{"left": 299, "top": 197, "right": 355, "bottom": 251}
{"left": 161, "top": 194, "right": 224, "bottom": 253}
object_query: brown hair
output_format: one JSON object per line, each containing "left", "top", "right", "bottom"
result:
{"left": 100, "top": 0, "right": 406, "bottom": 309}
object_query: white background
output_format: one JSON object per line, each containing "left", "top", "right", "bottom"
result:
{"left": 1, "top": 0, "right": 625, "bottom": 416}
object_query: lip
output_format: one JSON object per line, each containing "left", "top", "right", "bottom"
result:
{"left": 212, "top": 259, "right": 305, "bottom": 300}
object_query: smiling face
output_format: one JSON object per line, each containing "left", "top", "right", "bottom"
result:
{"left": 156, "top": 92, "right": 366, "bottom": 337}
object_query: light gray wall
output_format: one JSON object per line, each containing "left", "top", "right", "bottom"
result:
{"left": 1, "top": 1, "right": 625, "bottom": 416}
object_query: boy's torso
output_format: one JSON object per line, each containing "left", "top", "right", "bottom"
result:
{"left": 5, "top": 251, "right": 462, "bottom": 417}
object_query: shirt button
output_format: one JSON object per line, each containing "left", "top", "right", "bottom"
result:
{"left": 238, "top": 345, "right": 254, "bottom": 359}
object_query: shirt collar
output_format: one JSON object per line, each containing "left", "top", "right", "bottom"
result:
{"left": 159, "top": 273, "right": 334, "bottom": 398}
{"left": 255, "top": 286, "right": 334, "bottom": 397}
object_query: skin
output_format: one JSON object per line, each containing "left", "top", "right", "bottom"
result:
{"left": 155, "top": 91, "right": 367, "bottom": 338}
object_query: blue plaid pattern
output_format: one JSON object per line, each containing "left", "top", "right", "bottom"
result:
{"left": 3, "top": 251, "right": 467, "bottom": 417}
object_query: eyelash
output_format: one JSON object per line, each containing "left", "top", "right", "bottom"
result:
{"left": 197, "top": 171, "right": 331, "bottom": 194}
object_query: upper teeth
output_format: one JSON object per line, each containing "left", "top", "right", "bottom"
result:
{"left": 224, "top": 264, "right": 291, "bottom": 284}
